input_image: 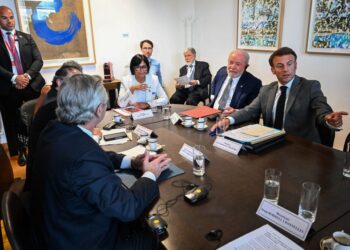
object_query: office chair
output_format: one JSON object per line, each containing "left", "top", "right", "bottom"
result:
{"left": 343, "top": 133, "right": 350, "bottom": 152}
{"left": 1, "top": 191, "right": 31, "bottom": 250}
{"left": 316, "top": 123, "right": 335, "bottom": 147}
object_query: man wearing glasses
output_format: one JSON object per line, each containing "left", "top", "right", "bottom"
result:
{"left": 210, "top": 47, "right": 348, "bottom": 144}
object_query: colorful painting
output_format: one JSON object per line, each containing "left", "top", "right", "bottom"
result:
{"left": 237, "top": 0, "right": 284, "bottom": 51}
{"left": 15, "top": 0, "right": 95, "bottom": 68}
{"left": 306, "top": 0, "right": 350, "bottom": 55}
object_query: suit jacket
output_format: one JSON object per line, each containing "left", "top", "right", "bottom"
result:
{"left": 30, "top": 121, "right": 159, "bottom": 250}
{"left": 179, "top": 60, "right": 212, "bottom": 99}
{"left": 209, "top": 67, "right": 262, "bottom": 109}
{"left": 231, "top": 75, "right": 333, "bottom": 143}
{"left": 0, "top": 30, "right": 45, "bottom": 95}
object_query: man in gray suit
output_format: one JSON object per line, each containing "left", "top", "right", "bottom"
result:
{"left": 210, "top": 47, "right": 347, "bottom": 144}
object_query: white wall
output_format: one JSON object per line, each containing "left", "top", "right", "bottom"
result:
{"left": 193, "top": 0, "right": 350, "bottom": 150}
{"left": 2, "top": 0, "right": 349, "bottom": 150}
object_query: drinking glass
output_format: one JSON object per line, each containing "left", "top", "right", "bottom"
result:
{"left": 343, "top": 143, "right": 350, "bottom": 178}
{"left": 263, "top": 168, "right": 282, "bottom": 204}
{"left": 216, "top": 115, "right": 226, "bottom": 137}
{"left": 193, "top": 145, "right": 205, "bottom": 177}
{"left": 162, "top": 105, "right": 171, "bottom": 120}
{"left": 298, "top": 182, "right": 321, "bottom": 223}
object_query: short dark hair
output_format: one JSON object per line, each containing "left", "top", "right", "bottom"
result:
{"left": 140, "top": 39, "right": 153, "bottom": 49}
{"left": 129, "top": 54, "right": 150, "bottom": 75}
{"left": 269, "top": 47, "right": 297, "bottom": 66}
{"left": 51, "top": 67, "right": 71, "bottom": 89}
{"left": 61, "top": 60, "right": 83, "bottom": 72}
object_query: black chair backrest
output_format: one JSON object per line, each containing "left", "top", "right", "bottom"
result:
{"left": 316, "top": 123, "right": 335, "bottom": 147}
{"left": 344, "top": 133, "right": 350, "bottom": 152}
{"left": 2, "top": 191, "right": 32, "bottom": 250}
{"left": 0, "top": 144, "right": 14, "bottom": 218}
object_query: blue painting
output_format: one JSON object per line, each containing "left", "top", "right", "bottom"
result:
{"left": 16, "top": 0, "right": 95, "bottom": 66}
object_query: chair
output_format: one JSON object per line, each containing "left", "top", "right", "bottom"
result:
{"left": 343, "top": 133, "right": 350, "bottom": 152}
{"left": 1, "top": 191, "right": 32, "bottom": 250}
{"left": 316, "top": 123, "right": 335, "bottom": 147}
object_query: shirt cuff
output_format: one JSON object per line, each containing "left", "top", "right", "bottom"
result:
{"left": 197, "top": 80, "right": 200, "bottom": 85}
{"left": 228, "top": 116, "right": 235, "bottom": 125}
{"left": 11, "top": 75, "right": 17, "bottom": 84}
{"left": 142, "top": 171, "right": 156, "bottom": 181}
{"left": 120, "top": 156, "right": 132, "bottom": 169}
{"left": 325, "top": 121, "right": 342, "bottom": 131}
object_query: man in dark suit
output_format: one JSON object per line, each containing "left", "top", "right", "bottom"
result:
{"left": 210, "top": 47, "right": 348, "bottom": 144}
{"left": 209, "top": 50, "right": 262, "bottom": 115}
{"left": 0, "top": 6, "right": 45, "bottom": 156}
{"left": 30, "top": 74, "right": 171, "bottom": 250}
{"left": 170, "top": 47, "right": 212, "bottom": 105}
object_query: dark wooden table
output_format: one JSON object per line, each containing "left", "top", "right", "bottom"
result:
{"left": 101, "top": 105, "right": 350, "bottom": 250}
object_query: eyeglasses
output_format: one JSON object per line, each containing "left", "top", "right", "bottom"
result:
{"left": 134, "top": 65, "right": 148, "bottom": 71}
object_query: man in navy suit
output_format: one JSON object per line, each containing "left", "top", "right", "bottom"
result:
{"left": 0, "top": 6, "right": 45, "bottom": 156}
{"left": 209, "top": 50, "right": 262, "bottom": 116}
{"left": 31, "top": 74, "right": 171, "bottom": 249}
{"left": 170, "top": 48, "right": 212, "bottom": 105}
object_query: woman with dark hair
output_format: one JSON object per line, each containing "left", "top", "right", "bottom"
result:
{"left": 118, "top": 54, "right": 168, "bottom": 109}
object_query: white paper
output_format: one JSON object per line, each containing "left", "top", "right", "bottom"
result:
{"left": 99, "top": 128, "right": 130, "bottom": 146}
{"left": 213, "top": 137, "right": 242, "bottom": 155}
{"left": 134, "top": 124, "right": 153, "bottom": 136}
{"left": 132, "top": 109, "right": 154, "bottom": 120}
{"left": 170, "top": 112, "right": 183, "bottom": 125}
{"left": 218, "top": 224, "right": 303, "bottom": 250}
{"left": 179, "top": 143, "right": 194, "bottom": 162}
{"left": 256, "top": 199, "right": 312, "bottom": 241}
{"left": 175, "top": 76, "right": 191, "bottom": 88}
{"left": 113, "top": 108, "right": 131, "bottom": 117}
{"left": 120, "top": 145, "right": 146, "bottom": 158}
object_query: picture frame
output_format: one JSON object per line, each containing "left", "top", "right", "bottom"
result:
{"left": 306, "top": 0, "right": 350, "bottom": 55}
{"left": 15, "top": 0, "right": 96, "bottom": 68}
{"left": 237, "top": 0, "right": 285, "bottom": 52}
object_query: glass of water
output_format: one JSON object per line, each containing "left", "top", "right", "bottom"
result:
{"left": 298, "top": 182, "right": 321, "bottom": 223}
{"left": 263, "top": 168, "right": 282, "bottom": 204}
{"left": 193, "top": 145, "right": 205, "bottom": 177}
{"left": 216, "top": 115, "right": 226, "bottom": 137}
{"left": 162, "top": 105, "right": 171, "bottom": 120}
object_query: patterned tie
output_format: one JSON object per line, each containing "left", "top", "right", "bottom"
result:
{"left": 187, "top": 65, "right": 195, "bottom": 91}
{"left": 6, "top": 32, "right": 24, "bottom": 74}
{"left": 218, "top": 77, "right": 233, "bottom": 110}
{"left": 274, "top": 86, "right": 287, "bottom": 129}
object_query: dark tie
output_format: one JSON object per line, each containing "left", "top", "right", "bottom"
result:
{"left": 218, "top": 77, "right": 233, "bottom": 110}
{"left": 274, "top": 86, "right": 287, "bottom": 129}
{"left": 6, "top": 32, "right": 23, "bottom": 74}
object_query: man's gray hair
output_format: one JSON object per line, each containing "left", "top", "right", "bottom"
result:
{"left": 56, "top": 74, "right": 108, "bottom": 124}
{"left": 229, "top": 49, "right": 250, "bottom": 65}
{"left": 184, "top": 47, "right": 196, "bottom": 55}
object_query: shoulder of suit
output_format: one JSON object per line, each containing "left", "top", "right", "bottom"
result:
{"left": 242, "top": 71, "right": 262, "bottom": 84}
{"left": 196, "top": 60, "right": 209, "bottom": 66}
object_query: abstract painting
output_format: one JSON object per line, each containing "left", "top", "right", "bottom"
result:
{"left": 15, "top": 0, "right": 95, "bottom": 68}
{"left": 237, "top": 0, "right": 285, "bottom": 51}
{"left": 306, "top": 0, "right": 350, "bottom": 55}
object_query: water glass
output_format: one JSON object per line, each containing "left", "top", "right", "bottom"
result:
{"left": 216, "top": 115, "right": 226, "bottom": 137}
{"left": 162, "top": 105, "right": 171, "bottom": 120}
{"left": 193, "top": 145, "right": 205, "bottom": 176}
{"left": 298, "top": 182, "right": 321, "bottom": 223}
{"left": 151, "top": 105, "right": 158, "bottom": 113}
{"left": 343, "top": 143, "right": 350, "bottom": 178}
{"left": 263, "top": 168, "right": 282, "bottom": 204}
{"left": 148, "top": 138, "right": 158, "bottom": 151}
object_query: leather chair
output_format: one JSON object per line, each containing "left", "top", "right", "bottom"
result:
{"left": 1, "top": 191, "right": 31, "bottom": 250}
{"left": 344, "top": 133, "right": 350, "bottom": 152}
{"left": 316, "top": 123, "right": 335, "bottom": 147}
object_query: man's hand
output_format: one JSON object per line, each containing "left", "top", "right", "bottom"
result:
{"left": 324, "top": 111, "right": 348, "bottom": 128}
{"left": 222, "top": 107, "right": 236, "bottom": 116}
{"left": 143, "top": 152, "right": 171, "bottom": 179}
{"left": 210, "top": 117, "right": 230, "bottom": 132}
{"left": 15, "top": 74, "right": 30, "bottom": 89}
{"left": 189, "top": 80, "right": 198, "bottom": 86}
{"left": 131, "top": 153, "right": 163, "bottom": 171}
{"left": 134, "top": 102, "right": 150, "bottom": 109}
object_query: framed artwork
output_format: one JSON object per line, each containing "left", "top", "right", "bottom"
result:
{"left": 15, "top": 0, "right": 96, "bottom": 68}
{"left": 306, "top": 0, "right": 350, "bottom": 55}
{"left": 237, "top": 0, "right": 285, "bottom": 51}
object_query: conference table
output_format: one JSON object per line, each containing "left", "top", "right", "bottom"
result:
{"left": 101, "top": 105, "right": 350, "bottom": 250}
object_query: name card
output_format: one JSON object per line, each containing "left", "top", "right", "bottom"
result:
{"left": 179, "top": 143, "right": 194, "bottom": 162}
{"left": 170, "top": 112, "right": 183, "bottom": 125}
{"left": 134, "top": 124, "right": 153, "bottom": 136}
{"left": 256, "top": 199, "right": 312, "bottom": 241}
{"left": 213, "top": 137, "right": 242, "bottom": 155}
{"left": 132, "top": 109, "right": 153, "bottom": 120}
{"left": 118, "top": 90, "right": 132, "bottom": 107}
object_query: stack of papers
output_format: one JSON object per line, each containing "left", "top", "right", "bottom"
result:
{"left": 223, "top": 124, "right": 285, "bottom": 145}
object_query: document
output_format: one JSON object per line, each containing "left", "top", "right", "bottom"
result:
{"left": 181, "top": 106, "right": 221, "bottom": 118}
{"left": 218, "top": 224, "right": 303, "bottom": 250}
{"left": 175, "top": 76, "right": 191, "bottom": 88}
{"left": 99, "top": 128, "right": 129, "bottom": 146}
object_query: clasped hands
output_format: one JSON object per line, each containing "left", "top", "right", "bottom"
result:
{"left": 131, "top": 151, "right": 171, "bottom": 178}
{"left": 15, "top": 73, "right": 30, "bottom": 89}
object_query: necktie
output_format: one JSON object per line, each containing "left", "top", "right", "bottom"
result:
{"left": 6, "top": 32, "right": 24, "bottom": 75}
{"left": 218, "top": 77, "right": 233, "bottom": 110}
{"left": 274, "top": 86, "right": 287, "bottom": 129}
{"left": 187, "top": 65, "right": 194, "bottom": 80}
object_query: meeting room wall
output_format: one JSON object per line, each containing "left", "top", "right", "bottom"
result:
{"left": 193, "top": 0, "right": 350, "bottom": 150}
{"left": 2, "top": 0, "right": 349, "bottom": 150}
